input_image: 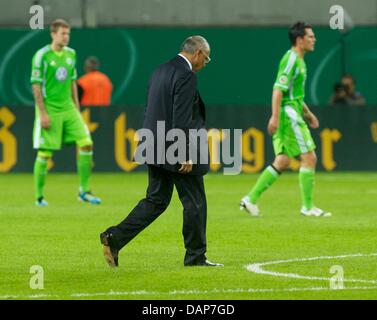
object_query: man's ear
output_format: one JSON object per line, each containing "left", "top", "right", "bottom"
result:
{"left": 193, "top": 49, "right": 201, "bottom": 59}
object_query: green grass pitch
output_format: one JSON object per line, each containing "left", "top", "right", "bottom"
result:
{"left": 1, "top": 172, "right": 377, "bottom": 300}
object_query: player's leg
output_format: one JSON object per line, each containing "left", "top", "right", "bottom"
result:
{"left": 251, "top": 154, "right": 290, "bottom": 203}
{"left": 34, "top": 150, "right": 53, "bottom": 206}
{"left": 77, "top": 141, "right": 101, "bottom": 204}
{"left": 62, "top": 108, "right": 100, "bottom": 204}
{"left": 240, "top": 132, "right": 290, "bottom": 216}
{"left": 299, "top": 150, "right": 331, "bottom": 217}
{"left": 299, "top": 150, "right": 316, "bottom": 211}
{"left": 296, "top": 121, "right": 331, "bottom": 217}
{"left": 33, "top": 110, "right": 62, "bottom": 205}
{"left": 77, "top": 141, "right": 102, "bottom": 204}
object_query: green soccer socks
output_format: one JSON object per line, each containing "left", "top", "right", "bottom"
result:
{"left": 77, "top": 150, "right": 93, "bottom": 193}
{"left": 34, "top": 156, "right": 48, "bottom": 200}
{"left": 299, "top": 167, "right": 315, "bottom": 210}
{"left": 247, "top": 165, "right": 280, "bottom": 204}
{"left": 246, "top": 164, "right": 316, "bottom": 211}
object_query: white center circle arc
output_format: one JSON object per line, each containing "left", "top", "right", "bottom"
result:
{"left": 246, "top": 253, "right": 377, "bottom": 284}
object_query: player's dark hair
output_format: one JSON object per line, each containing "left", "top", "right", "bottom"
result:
{"left": 86, "top": 56, "right": 100, "bottom": 70}
{"left": 289, "top": 21, "right": 312, "bottom": 45}
{"left": 50, "top": 19, "right": 70, "bottom": 33}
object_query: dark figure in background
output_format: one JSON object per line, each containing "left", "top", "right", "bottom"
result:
{"left": 329, "top": 83, "right": 349, "bottom": 106}
{"left": 341, "top": 74, "right": 366, "bottom": 106}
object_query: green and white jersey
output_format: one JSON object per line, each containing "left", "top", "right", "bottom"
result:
{"left": 31, "top": 45, "right": 77, "bottom": 113}
{"left": 273, "top": 49, "right": 307, "bottom": 113}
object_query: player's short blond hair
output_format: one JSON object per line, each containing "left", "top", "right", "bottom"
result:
{"left": 50, "top": 19, "right": 70, "bottom": 33}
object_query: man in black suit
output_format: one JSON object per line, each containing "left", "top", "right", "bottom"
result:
{"left": 100, "top": 36, "right": 223, "bottom": 267}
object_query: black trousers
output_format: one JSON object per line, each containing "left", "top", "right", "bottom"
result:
{"left": 108, "top": 165, "right": 207, "bottom": 266}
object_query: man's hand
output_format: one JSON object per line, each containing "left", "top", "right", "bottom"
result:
{"left": 304, "top": 112, "right": 319, "bottom": 129}
{"left": 267, "top": 115, "right": 279, "bottom": 135}
{"left": 179, "top": 160, "right": 193, "bottom": 174}
{"left": 40, "top": 111, "right": 51, "bottom": 129}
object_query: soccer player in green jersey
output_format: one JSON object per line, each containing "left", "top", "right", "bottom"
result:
{"left": 240, "top": 22, "right": 331, "bottom": 217}
{"left": 31, "top": 19, "right": 101, "bottom": 206}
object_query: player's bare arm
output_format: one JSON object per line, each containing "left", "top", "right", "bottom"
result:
{"left": 71, "top": 81, "right": 80, "bottom": 111}
{"left": 303, "top": 102, "right": 319, "bottom": 128}
{"left": 268, "top": 89, "right": 283, "bottom": 135}
{"left": 32, "top": 83, "right": 50, "bottom": 129}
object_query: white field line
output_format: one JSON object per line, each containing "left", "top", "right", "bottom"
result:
{"left": 246, "top": 252, "right": 377, "bottom": 284}
{"left": 3, "top": 253, "right": 377, "bottom": 299}
{"left": 2, "top": 285, "right": 377, "bottom": 299}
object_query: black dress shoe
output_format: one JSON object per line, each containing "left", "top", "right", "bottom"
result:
{"left": 185, "top": 259, "right": 224, "bottom": 267}
{"left": 200, "top": 259, "right": 224, "bottom": 267}
{"left": 100, "top": 232, "right": 119, "bottom": 267}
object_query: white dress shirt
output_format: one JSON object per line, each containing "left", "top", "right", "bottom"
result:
{"left": 178, "top": 53, "right": 192, "bottom": 71}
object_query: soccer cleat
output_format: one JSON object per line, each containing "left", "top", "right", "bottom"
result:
{"left": 78, "top": 191, "right": 101, "bottom": 205}
{"left": 301, "top": 206, "right": 332, "bottom": 217}
{"left": 240, "top": 196, "right": 260, "bottom": 216}
{"left": 35, "top": 197, "right": 48, "bottom": 206}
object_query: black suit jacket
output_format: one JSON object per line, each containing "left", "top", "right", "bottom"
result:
{"left": 136, "top": 55, "right": 209, "bottom": 176}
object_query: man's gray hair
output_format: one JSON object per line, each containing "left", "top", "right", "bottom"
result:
{"left": 180, "top": 36, "right": 210, "bottom": 54}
